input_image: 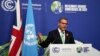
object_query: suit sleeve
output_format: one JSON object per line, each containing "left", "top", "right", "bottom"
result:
{"left": 39, "top": 32, "right": 53, "bottom": 48}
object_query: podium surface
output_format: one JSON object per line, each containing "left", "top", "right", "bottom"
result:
{"left": 50, "top": 44, "right": 93, "bottom": 56}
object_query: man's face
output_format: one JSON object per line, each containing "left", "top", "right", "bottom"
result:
{"left": 58, "top": 19, "right": 68, "bottom": 31}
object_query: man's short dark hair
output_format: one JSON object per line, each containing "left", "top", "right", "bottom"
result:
{"left": 58, "top": 17, "right": 68, "bottom": 23}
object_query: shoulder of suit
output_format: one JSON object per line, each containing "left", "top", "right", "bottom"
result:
{"left": 49, "top": 29, "right": 73, "bottom": 34}
{"left": 47, "top": 29, "right": 58, "bottom": 35}
{"left": 49, "top": 29, "right": 72, "bottom": 33}
{"left": 65, "top": 30, "right": 72, "bottom": 34}
{"left": 49, "top": 29, "right": 58, "bottom": 32}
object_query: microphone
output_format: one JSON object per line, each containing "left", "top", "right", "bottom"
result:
{"left": 51, "top": 36, "right": 59, "bottom": 44}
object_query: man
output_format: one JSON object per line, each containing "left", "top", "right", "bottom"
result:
{"left": 38, "top": 17, "right": 75, "bottom": 48}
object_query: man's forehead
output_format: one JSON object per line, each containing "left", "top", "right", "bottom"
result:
{"left": 60, "top": 19, "right": 68, "bottom": 22}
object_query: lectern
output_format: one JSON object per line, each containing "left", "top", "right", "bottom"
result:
{"left": 50, "top": 44, "right": 92, "bottom": 56}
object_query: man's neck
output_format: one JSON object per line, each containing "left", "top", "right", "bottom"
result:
{"left": 58, "top": 28, "right": 65, "bottom": 33}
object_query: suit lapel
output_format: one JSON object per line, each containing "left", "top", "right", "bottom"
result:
{"left": 55, "top": 29, "right": 63, "bottom": 43}
{"left": 65, "top": 30, "right": 69, "bottom": 43}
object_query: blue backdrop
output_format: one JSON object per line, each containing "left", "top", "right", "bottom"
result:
{"left": 0, "top": 0, "right": 100, "bottom": 55}
{"left": 22, "top": 0, "right": 100, "bottom": 50}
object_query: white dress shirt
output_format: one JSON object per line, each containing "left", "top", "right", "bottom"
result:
{"left": 58, "top": 28, "right": 65, "bottom": 44}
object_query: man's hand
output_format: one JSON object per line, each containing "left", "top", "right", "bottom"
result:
{"left": 38, "top": 32, "right": 44, "bottom": 43}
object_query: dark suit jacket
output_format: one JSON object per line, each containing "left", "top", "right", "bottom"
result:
{"left": 39, "top": 29, "right": 75, "bottom": 48}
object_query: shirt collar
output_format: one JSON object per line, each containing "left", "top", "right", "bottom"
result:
{"left": 58, "top": 28, "right": 65, "bottom": 34}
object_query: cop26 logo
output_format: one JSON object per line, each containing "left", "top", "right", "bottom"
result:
{"left": 1, "top": 0, "right": 16, "bottom": 12}
{"left": 52, "top": 47, "right": 60, "bottom": 53}
{"left": 51, "top": 1, "right": 63, "bottom": 14}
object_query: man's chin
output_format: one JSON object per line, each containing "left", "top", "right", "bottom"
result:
{"left": 59, "top": 28, "right": 66, "bottom": 31}
{"left": 61, "top": 29, "right": 66, "bottom": 31}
